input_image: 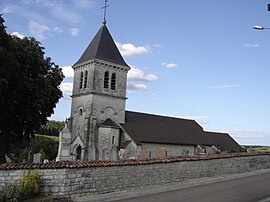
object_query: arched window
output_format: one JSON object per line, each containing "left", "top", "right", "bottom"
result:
{"left": 79, "top": 72, "right": 83, "bottom": 89}
{"left": 111, "top": 73, "right": 116, "bottom": 90}
{"left": 84, "top": 70, "right": 88, "bottom": 89}
{"left": 104, "top": 71, "right": 109, "bottom": 89}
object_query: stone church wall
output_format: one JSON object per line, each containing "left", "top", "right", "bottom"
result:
{"left": 98, "top": 127, "right": 120, "bottom": 160}
{"left": 141, "top": 143, "right": 195, "bottom": 158}
{"left": 0, "top": 153, "right": 270, "bottom": 199}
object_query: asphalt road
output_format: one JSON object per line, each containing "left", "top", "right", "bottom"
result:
{"left": 113, "top": 172, "right": 270, "bottom": 202}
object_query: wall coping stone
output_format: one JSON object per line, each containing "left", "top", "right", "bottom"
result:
{"left": 0, "top": 152, "right": 269, "bottom": 170}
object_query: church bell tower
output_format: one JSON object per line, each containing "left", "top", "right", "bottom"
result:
{"left": 70, "top": 22, "right": 130, "bottom": 160}
{"left": 57, "top": 18, "right": 130, "bottom": 161}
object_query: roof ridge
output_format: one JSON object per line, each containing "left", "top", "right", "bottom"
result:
{"left": 95, "top": 24, "right": 105, "bottom": 59}
{"left": 205, "top": 131, "right": 229, "bottom": 135}
{"left": 125, "top": 110, "right": 195, "bottom": 121}
{"left": 99, "top": 118, "right": 120, "bottom": 128}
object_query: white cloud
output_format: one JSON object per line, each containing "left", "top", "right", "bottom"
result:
{"left": 23, "top": 0, "right": 82, "bottom": 24}
{"left": 60, "top": 65, "right": 157, "bottom": 93}
{"left": 69, "top": 28, "right": 80, "bottom": 37}
{"left": 162, "top": 62, "right": 179, "bottom": 69}
{"left": 50, "top": 4, "right": 82, "bottom": 24}
{"left": 60, "top": 82, "right": 73, "bottom": 99}
{"left": 128, "top": 67, "right": 158, "bottom": 82}
{"left": 126, "top": 91, "right": 136, "bottom": 95}
{"left": 210, "top": 84, "right": 246, "bottom": 89}
{"left": 28, "top": 21, "right": 50, "bottom": 41}
{"left": 22, "top": 0, "right": 56, "bottom": 7}
{"left": 54, "top": 27, "right": 64, "bottom": 33}
{"left": 244, "top": 43, "right": 260, "bottom": 48}
{"left": 2, "top": 6, "right": 13, "bottom": 14}
{"left": 11, "top": 32, "right": 25, "bottom": 39}
{"left": 116, "top": 42, "right": 150, "bottom": 57}
{"left": 10, "top": 4, "right": 50, "bottom": 25}
{"left": 127, "top": 67, "right": 158, "bottom": 92}
{"left": 60, "top": 66, "right": 74, "bottom": 98}
{"left": 127, "top": 83, "right": 147, "bottom": 91}
{"left": 61, "top": 66, "right": 74, "bottom": 79}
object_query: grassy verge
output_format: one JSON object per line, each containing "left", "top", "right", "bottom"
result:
{"left": 243, "top": 146, "right": 270, "bottom": 153}
{"left": 35, "top": 134, "right": 59, "bottom": 142}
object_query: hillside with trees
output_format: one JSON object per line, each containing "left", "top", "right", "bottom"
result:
{"left": 38, "top": 120, "right": 65, "bottom": 136}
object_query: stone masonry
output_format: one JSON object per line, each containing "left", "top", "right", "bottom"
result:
{"left": 0, "top": 153, "right": 270, "bottom": 199}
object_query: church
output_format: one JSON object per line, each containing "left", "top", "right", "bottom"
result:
{"left": 56, "top": 20, "right": 242, "bottom": 161}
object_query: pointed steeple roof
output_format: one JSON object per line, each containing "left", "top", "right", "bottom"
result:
{"left": 74, "top": 24, "right": 128, "bottom": 67}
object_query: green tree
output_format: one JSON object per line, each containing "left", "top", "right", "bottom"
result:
{"left": 0, "top": 15, "right": 64, "bottom": 162}
{"left": 38, "top": 120, "right": 65, "bottom": 136}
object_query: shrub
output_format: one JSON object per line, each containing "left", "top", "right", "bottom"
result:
{"left": 20, "top": 170, "right": 41, "bottom": 200}
{"left": 0, "top": 184, "right": 21, "bottom": 202}
{"left": 32, "top": 135, "right": 59, "bottom": 160}
{"left": 0, "top": 171, "right": 41, "bottom": 201}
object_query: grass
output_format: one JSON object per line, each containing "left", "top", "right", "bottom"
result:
{"left": 35, "top": 134, "right": 59, "bottom": 141}
{"left": 243, "top": 146, "right": 270, "bottom": 153}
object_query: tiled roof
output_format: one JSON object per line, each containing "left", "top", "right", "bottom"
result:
{"left": 0, "top": 153, "right": 269, "bottom": 170}
{"left": 205, "top": 131, "right": 242, "bottom": 152}
{"left": 120, "top": 111, "right": 214, "bottom": 146}
{"left": 73, "top": 24, "right": 129, "bottom": 67}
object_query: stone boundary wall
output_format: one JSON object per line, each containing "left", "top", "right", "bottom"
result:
{"left": 0, "top": 153, "right": 270, "bottom": 199}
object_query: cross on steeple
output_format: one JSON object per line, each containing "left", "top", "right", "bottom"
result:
{"left": 102, "top": 0, "right": 109, "bottom": 25}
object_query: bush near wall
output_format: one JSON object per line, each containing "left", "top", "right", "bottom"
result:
{"left": 20, "top": 170, "right": 40, "bottom": 199}
{"left": 0, "top": 184, "right": 21, "bottom": 202}
{"left": 0, "top": 170, "right": 41, "bottom": 201}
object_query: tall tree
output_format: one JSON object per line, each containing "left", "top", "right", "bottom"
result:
{"left": 0, "top": 15, "right": 64, "bottom": 162}
{"left": 38, "top": 120, "right": 65, "bottom": 136}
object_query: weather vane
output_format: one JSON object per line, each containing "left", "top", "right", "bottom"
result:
{"left": 102, "top": 0, "right": 109, "bottom": 24}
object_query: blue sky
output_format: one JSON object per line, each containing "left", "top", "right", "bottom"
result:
{"left": 1, "top": 0, "right": 270, "bottom": 145}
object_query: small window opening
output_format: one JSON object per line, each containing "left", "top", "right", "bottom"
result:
{"left": 84, "top": 70, "right": 88, "bottom": 88}
{"left": 104, "top": 71, "right": 109, "bottom": 89}
{"left": 111, "top": 73, "right": 116, "bottom": 90}
{"left": 76, "top": 145, "right": 82, "bottom": 160}
{"left": 79, "top": 108, "right": 83, "bottom": 115}
{"left": 112, "top": 136, "right": 115, "bottom": 144}
{"left": 79, "top": 72, "right": 83, "bottom": 89}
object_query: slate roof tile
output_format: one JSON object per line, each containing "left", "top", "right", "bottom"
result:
{"left": 120, "top": 111, "right": 214, "bottom": 146}
{"left": 74, "top": 24, "right": 129, "bottom": 67}
{"left": 205, "top": 131, "right": 242, "bottom": 152}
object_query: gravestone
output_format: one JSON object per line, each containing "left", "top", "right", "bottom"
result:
{"left": 33, "top": 153, "right": 42, "bottom": 163}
